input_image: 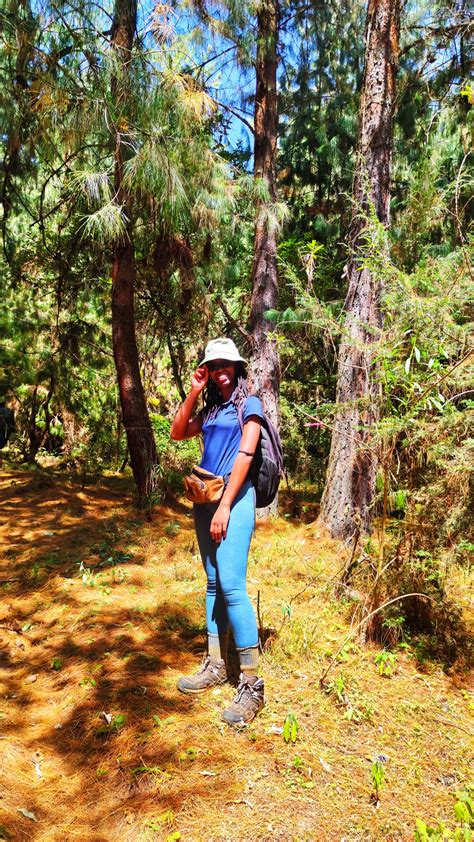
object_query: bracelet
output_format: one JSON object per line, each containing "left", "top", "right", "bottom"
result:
{"left": 238, "top": 450, "right": 255, "bottom": 456}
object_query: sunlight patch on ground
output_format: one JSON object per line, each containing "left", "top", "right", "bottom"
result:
{"left": 0, "top": 468, "right": 472, "bottom": 840}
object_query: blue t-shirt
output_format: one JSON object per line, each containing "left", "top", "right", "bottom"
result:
{"left": 199, "top": 395, "right": 263, "bottom": 477}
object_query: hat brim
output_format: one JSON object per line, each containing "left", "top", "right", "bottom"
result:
{"left": 199, "top": 354, "right": 247, "bottom": 367}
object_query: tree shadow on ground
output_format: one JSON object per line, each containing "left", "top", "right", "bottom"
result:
{"left": 0, "top": 468, "right": 272, "bottom": 840}
{"left": 0, "top": 468, "right": 193, "bottom": 590}
{"left": 1, "top": 590, "right": 262, "bottom": 837}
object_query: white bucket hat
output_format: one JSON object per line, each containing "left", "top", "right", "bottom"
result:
{"left": 199, "top": 337, "right": 247, "bottom": 366}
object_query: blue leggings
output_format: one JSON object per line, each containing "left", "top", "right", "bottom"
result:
{"left": 193, "top": 479, "right": 259, "bottom": 650}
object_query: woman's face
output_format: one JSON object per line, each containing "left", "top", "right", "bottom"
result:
{"left": 207, "top": 359, "right": 236, "bottom": 393}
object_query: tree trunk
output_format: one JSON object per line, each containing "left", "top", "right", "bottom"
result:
{"left": 26, "top": 384, "right": 41, "bottom": 463}
{"left": 110, "top": 0, "right": 159, "bottom": 503}
{"left": 319, "top": 0, "right": 400, "bottom": 540}
{"left": 248, "top": 0, "right": 281, "bottom": 517}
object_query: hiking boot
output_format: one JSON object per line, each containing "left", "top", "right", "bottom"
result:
{"left": 177, "top": 656, "right": 227, "bottom": 695}
{"left": 221, "top": 673, "right": 264, "bottom": 727}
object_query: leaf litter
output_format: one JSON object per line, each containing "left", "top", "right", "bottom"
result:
{"left": 0, "top": 467, "right": 472, "bottom": 840}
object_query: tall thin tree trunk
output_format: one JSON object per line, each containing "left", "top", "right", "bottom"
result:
{"left": 110, "top": 0, "right": 158, "bottom": 502}
{"left": 249, "top": 0, "right": 281, "bottom": 515}
{"left": 319, "top": 0, "right": 400, "bottom": 540}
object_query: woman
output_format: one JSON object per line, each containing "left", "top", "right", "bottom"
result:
{"left": 170, "top": 337, "right": 264, "bottom": 726}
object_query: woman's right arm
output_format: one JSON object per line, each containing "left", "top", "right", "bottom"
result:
{"left": 170, "top": 367, "right": 208, "bottom": 440}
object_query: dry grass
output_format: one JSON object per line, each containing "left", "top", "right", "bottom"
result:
{"left": 0, "top": 466, "right": 472, "bottom": 841}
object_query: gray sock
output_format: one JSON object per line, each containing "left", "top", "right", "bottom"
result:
{"left": 237, "top": 643, "right": 260, "bottom": 675}
{"left": 208, "top": 631, "right": 229, "bottom": 662}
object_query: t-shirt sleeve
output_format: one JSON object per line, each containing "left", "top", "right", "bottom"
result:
{"left": 243, "top": 395, "right": 263, "bottom": 423}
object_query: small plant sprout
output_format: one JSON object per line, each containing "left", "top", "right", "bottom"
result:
{"left": 370, "top": 758, "right": 386, "bottom": 805}
{"left": 179, "top": 747, "right": 199, "bottom": 762}
{"left": 392, "top": 488, "right": 408, "bottom": 515}
{"left": 453, "top": 787, "right": 474, "bottom": 827}
{"left": 325, "top": 669, "right": 378, "bottom": 724}
{"left": 96, "top": 713, "right": 126, "bottom": 734}
{"left": 326, "top": 671, "right": 348, "bottom": 704}
{"left": 51, "top": 658, "right": 62, "bottom": 671}
{"left": 146, "top": 810, "right": 176, "bottom": 832}
{"left": 283, "top": 713, "right": 298, "bottom": 744}
{"left": 415, "top": 784, "right": 474, "bottom": 840}
{"left": 374, "top": 649, "right": 397, "bottom": 676}
{"left": 78, "top": 561, "right": 95, "bottom": 587}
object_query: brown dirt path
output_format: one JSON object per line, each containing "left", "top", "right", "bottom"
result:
{"left": 0, "top": 467, "right": 472, "bottom": 841}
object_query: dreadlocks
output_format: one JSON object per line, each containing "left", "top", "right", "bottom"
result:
{"left": 201, "top": 363, "right": 249, "bottom": 423}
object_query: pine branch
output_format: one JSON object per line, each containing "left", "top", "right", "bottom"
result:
{"left": 194, "top": 44, "right": 237, "bottom": 75}
{"left": 38, "top": 144, "right": 104, "bottom": 246}
{"left": 215, "top": 295, "right": 253, "bottom": 343}
{"left": 211, "top": 96, "right": 255, "bottom": 136}
{"left": 400, "top": 21, "right": 471, "bottom": 57}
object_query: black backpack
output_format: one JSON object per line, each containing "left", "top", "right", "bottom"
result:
{"left": 237, "top": 399, "right": 284, "bottom": 508}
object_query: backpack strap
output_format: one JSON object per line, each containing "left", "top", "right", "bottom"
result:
{"left": 236, "top": 398, "right": 250, "bottom": 433}
{"left": 236, "top": 396, "right": 265, "bottom": 429}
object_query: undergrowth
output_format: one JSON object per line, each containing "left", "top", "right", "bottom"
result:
{"left": 328, "top": 240, "right": 474, "bottom": 667}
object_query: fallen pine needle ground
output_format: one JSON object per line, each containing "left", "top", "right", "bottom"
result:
{"left": 0, "top": 467, "right": 472, "bottom": 841}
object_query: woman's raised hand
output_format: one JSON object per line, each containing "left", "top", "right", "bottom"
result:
{"left": 191, "top": 365, "right": 209, "bottom": 393}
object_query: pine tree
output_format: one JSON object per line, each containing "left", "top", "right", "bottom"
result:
{"left": 248, "top": 0, "right": 281, "bottom": 513}
{"left": 109, "top": 0, "right": 159, "bottom": 503}
{"left": 319, "top": 0, "right": 401, "bottom": 539}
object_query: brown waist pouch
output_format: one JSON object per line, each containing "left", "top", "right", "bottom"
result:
{"left": 184, "top": 465, "right": 226, "bottom": 504}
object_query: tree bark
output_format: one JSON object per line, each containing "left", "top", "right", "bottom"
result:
{"left": 248, "top": 0, "right": 281, "bottom": 516}
{"left": 110, "top": 0, "right": 159, "bottom": 503}
{"left": 319, "top": 0, "right": 400, "bottom": 540}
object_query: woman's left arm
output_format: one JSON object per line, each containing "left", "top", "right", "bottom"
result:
{"left": 209, "top": 417, "right": 261, "bottom": 543}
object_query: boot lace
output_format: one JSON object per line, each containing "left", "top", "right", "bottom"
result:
{"left": 197, "top": 655, "right": 212, "bottom": 675}
{"left": 234, "top": 678, "right": 259, "bottom": 705}
{"left": 197, "top": 656, "right": 221, "bottom": 676}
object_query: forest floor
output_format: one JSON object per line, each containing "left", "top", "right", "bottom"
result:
{"left": 0, "top": 465, "right": 472, "bottom": 842}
